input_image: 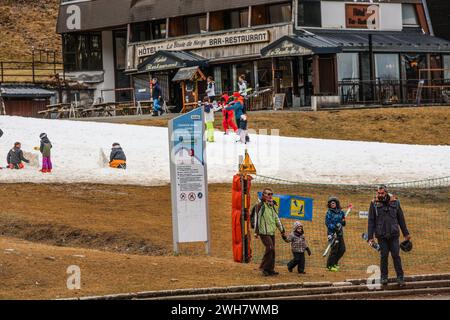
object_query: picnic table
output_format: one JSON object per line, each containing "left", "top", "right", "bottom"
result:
{"left": 38, "top": 103, "right": 71, "bottom": 119}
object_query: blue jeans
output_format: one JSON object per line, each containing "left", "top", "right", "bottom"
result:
{"left": 153, "top": 98, "right": 161, "bottom": 112}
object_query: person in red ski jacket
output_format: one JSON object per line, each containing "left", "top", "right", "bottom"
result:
{"left": 220, "top": 94, "right": 237, "bottom": 134}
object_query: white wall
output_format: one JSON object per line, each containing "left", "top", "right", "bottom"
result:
{"left": 320, "top": 1, "right": 403, "bottom": 31}
{"left": 95, "top": 30, "right": 116, "bottom": 103}
{"left": 321, "top": 1, "right": 345, "bottom": 29}
{"left": 379, "top": 3, "right": 402, "bottom": 31}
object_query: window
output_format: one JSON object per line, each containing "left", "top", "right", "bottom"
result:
{"left": 130, "top": 20, "right": 166, "bottom": 42}
{"left": 169, "top": 15, "right": 207, "bottom": 37}
{"left": 63, "top": 32, "right": 102, "bottom": 72}
{"left": 269, "top": 3, "right": 292, "bottom": 24}
{"left": 337, "top": 53, "right": 359, "bottom": 81}
{"left": 444, "top": 55, "right": 450, "bottom": 80}
{"left": 297, "top": 0, "right": 321, "bottom": 27}
{"left": 185, "top": 15, "right": 207, "bottom": 35}
{"left": 402, "top": 4, "right": 419, "bottom": 26}
{"left": 252, "top": 3, "right": 292, "bottom": 26}
{"left": 210, "top": 8, "right": 249, "bottom": 31}
{"left": 375, "top": 54, "right": 400, "bottom": 80}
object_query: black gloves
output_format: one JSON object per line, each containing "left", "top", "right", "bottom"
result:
{"left": 306, "top": 247, "right": 311, "bottom": 256}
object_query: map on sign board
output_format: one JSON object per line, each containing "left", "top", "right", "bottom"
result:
{"left": 169, "top": 108, "right": 209, "bottom": 249}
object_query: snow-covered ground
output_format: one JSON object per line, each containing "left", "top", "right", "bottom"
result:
{"left": 0, "top": 116, "right": 449, "bottom": 186}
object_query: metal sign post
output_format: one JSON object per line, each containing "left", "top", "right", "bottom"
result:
{"left": 168, "top": 107, "right": 210, "bottom": 255}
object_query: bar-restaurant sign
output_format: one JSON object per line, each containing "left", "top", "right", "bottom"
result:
{"left": 136, "top": 30, "right": 270, "bottom": 58}
{"left": 346, "top": 4, "right": 380, "bottom": 29}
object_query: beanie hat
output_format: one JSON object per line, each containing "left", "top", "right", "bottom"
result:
{"left": 112, "top": 143, "right": 121, "bottom": 147}
{"left": 293, "top": 221, "right": 303, "bottom": 229}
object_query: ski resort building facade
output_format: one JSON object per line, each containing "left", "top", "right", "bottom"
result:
{"left": 56, "top": 0, "right": 450, "bottom": 109}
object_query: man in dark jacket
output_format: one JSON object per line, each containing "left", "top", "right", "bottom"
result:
{"left": 109, "top": 143, "right": 126, "bottom": 169}
{"left": 151, "top": 78, "right": 163, "bottom": 116}
{"left": 367, "top": 185, "right": 411, "bottom": 286}
{"left": 7, "top": 142, "right": 29, "bottom": 169}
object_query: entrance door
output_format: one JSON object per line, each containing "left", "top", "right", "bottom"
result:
{"left": 113, "top": 30, "right": 131, "bottom": 102}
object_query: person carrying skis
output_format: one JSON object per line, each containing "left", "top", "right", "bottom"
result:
{"left": 367, "top": 185, "right": 411, "bottom": 287}
{"left": 252, "top": 187, "right": 286, "bottom": 276}
{"left": 286, "top": 221, "right": 311, "bottom": 274}
{"left": 109, "top": 143, "right": 127, "bottom": 169}
{"left": 7, "top": 142, "right": 29, "bottom": 169}
{"left": 38, "top": 133, "right": 52, "bottom": 173}
{"left": 325, "top": 196, "right": 347, "bottom": 271}
{"left": 219, "top": 94, "right": 237, "bottom": 134}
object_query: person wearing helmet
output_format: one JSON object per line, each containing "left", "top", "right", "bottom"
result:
{"left": 38, "top": 133, "right": 52, "bottom": 173}
{"left": 367, "top": 185, "right": 411, "bottom": 287}
{"left": 109, "top": 143, "right": 127, "bottom": 169}
{"left": 325, "top": 197, "right": 348, "bottom": 271}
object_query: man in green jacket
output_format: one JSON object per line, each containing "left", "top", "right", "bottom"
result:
{"left": 253, "top": 188, "right": 286, "bottom": 276}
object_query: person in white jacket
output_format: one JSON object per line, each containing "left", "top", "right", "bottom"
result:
{"left": 206, "top": 76, "right": 216, "bottom": 101}
{"left": 203, "top": 96, "right": 221, "bottom": 142}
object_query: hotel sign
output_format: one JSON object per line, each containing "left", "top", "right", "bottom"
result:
{"left": 263, "top": 40, "right": 313, "bottom": 57}
{"left": 136, "top": 30, "right": 270, "bottom": 58}
{"left": 346, "top": 4, "right": 380, "bottom": 29}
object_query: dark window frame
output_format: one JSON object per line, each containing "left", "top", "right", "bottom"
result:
{"left": 297, "top": 0, "right": 322, "bottom": 28}
{"left": 63, "top": 32, "right": 103, "bottom": 72}
{"left": 130, "top": 19, "right": 167, "bottom": 43}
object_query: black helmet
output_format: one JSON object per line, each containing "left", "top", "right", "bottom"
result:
{"left": 400, "top": 240, "right": 413, "bottom": 252}
{"left": 327, "top": 196, "right": 341, "bottom": 209}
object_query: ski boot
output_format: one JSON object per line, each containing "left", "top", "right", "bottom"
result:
{"left": 327, "top": 265, "right": 338, "bottom": 272}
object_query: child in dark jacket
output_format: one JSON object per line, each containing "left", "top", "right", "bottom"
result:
{"left": 109, "top": 143, "right": 126, "bottom": 169}
{"left": 7, "top": 142, "right": 29, "bottom": 169}
{"left": 286, "top": 221, "right": 311, "bottom": 274}
{"left": 39, "top": 133, "right": 53, "bottom": 173}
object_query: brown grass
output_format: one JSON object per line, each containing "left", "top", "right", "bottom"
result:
{"left": 125, "top": 107, "right": 450, "bottom": 145}
{"left": 0, "top": 0, "right": 60, "bottom": 61}
{"left": 0, "top": 183, "right": 447, "bottom": 299}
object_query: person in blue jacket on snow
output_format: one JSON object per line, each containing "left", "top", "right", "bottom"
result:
{"left": 325, "top": 196, "right": 347, "bottom": 272}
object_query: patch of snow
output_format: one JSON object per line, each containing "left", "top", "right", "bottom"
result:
{"left": 0, "top": 116, "right": 449, "bottom": 186}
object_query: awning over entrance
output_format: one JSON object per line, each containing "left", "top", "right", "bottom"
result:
{"left": 307, "top": 28, "right": 450, "bottom": 53}
{"left": 172, "top": 66, "right": 206, "bottom": 82}
{"left": 136, "top": 51, "right": 207, "bottom": 73}
{"left": 261, "top": 34, "right": 342, "bottom": 58}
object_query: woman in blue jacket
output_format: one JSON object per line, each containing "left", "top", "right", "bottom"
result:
{"left": 325, "top": 197, "right": 347, "bottom": 271}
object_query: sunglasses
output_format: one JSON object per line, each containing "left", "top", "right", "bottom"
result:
{"left": 264, "top": 192, "right": 273, "bottom": 196}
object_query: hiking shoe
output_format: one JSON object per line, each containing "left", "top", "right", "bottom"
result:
{"left": 287, "top": 266, "right": 293, "bottom": 273}
{"left": 381, "top": 278, "right": 389, "bottom": 286}
{"left": 327, "top": 266, "right": 338, "bottom": 272}
{"left": 299, "top": 271, "right": 306, "bottom": 274}
{"left": 262, "top": 270, "right": 271, "bottom": 277}
{"left": 269, "top": 270, "right": 279, "bottom": 276}
{"left": 397, "top": 277, "right": 405, "bottom": 287}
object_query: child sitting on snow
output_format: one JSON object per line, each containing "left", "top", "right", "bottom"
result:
{"left": 285, "top": 221, "right": 311, "bottom": 274}
{"left": 109, "top": 143, "right": 126, "bottom": 169}
{"left": 7, "top": 142, "right": 30, "bottom": 169}
{"left": 39, "top": 133, "right": 53, "bottom": 173}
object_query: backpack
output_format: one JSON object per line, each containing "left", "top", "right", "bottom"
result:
{"left": 250, "top": 202, "right": 262, "bottom": 229}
